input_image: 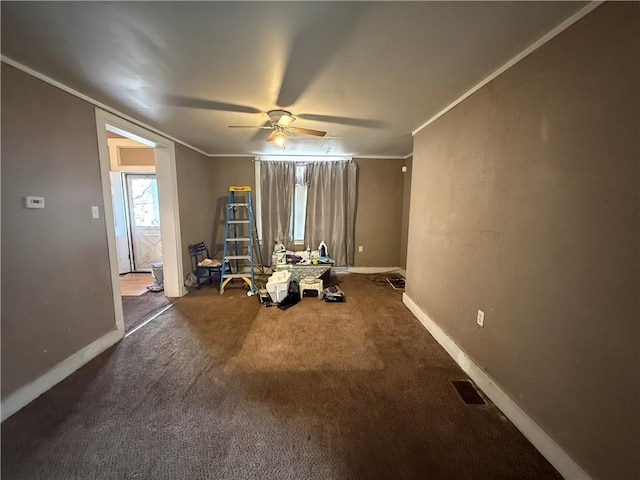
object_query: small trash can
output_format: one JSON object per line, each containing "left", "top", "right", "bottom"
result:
{"left": 148, "top": 262, "right": 164, "bottom": 292}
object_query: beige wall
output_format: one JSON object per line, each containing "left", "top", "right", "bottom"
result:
{"left": 118, "top": 147, "right": 154, "bottom": 167}
{"left": 354, "top": 158, "right": 405, "bottom": 267}
{"left": 208, "top": 157, "right": 256, "bottom": 259}
{"left": 406, "top": 4, "right": 639, "bottom": 480}
{"left": 175, "top": 144, "right": 216, "bottom": 277}
{"left": 1, "top": 64, "right": 116, "bottom": 398}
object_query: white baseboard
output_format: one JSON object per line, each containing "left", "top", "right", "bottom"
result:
{"left": 402, "top": 293, "right": 592, "bottom": 480}
{"left": 347, "top": 267, "right": 402, "bottom": 274}
{"left": 1, "top": 328, "right": 123, "bottom": 422}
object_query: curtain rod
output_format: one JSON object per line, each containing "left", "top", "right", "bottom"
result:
{"left": 254, "top": 155, "right": 352, "bottom": 163}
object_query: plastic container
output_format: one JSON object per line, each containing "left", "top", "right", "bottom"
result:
{"left": 266, "top": 270, "right": 292, "bottom": 303}
{"left": 272, "top": 252, "right": 286, "bottom": 266}
{"left": 318, "top": 241, "right": 328, "bottom": 258}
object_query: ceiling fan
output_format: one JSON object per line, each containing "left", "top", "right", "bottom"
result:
{"left": 228, "top": 109, "right": 326, "bottom": 147}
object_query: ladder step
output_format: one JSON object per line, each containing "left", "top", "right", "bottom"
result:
{"left": 228, "top": 220, "right": 249, "bottom": 224}
{"left": 224, "top": 255, "right": 251, "bottom": 260}
{"left": 223, "top": 273, "right": 251, "bottom": 279}
{"left": 229, "top": 203, "right": 249, "bottom": 207}
{"left": 226, "top": 237, "right": 250, "bottom": 242}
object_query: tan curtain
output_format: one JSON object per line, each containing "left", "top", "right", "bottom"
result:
{"left": 260, "top": 161, "right": 296, "bottom": 264}
{"left": 303, "top": 160, "right": 357, "bottom": 266}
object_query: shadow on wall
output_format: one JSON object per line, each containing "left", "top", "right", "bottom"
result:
{"left": 210, "top": 195, "right": 228, "bottom": 260}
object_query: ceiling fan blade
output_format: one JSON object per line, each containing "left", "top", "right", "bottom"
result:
{"left": 163, "top": 94, "right": 262, "bottom": 114}
{"left": 297, "top": 113, "right": 386, "bottom": 128}
{"left": 266, "top": 131, "right": 278, "bottom": 142}
{"left": 249, "top": 121, "right": 276, "bottom": 142}
{"left": 277, "top": 114, "right": 296, "bottom": 128}
{"left": 228, "top": 125, "right": 273, "bottom": 129}
{"left": 288, "top": 127, "right": 327, "bottom": 137}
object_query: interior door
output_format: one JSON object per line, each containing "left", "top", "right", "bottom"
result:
{"left": 110, "top": 172, "right": 132, "bottom": 274}
{"left": 126, "top": 174, "right": 162, "bottom": 271}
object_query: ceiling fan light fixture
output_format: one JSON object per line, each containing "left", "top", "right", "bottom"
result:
{"left": 274, "top": 132, "right": 285, "bottom": 147}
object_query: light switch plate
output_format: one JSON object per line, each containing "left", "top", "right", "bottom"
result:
{"left": 92, "top": 206, "right": 100, "bottom": 219}
{"left": 25, "top": 196, "right": 45, "bottom": 209}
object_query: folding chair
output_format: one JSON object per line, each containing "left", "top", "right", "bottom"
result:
{"left": 188, "top": 242, "right": 228, "bottom": 289}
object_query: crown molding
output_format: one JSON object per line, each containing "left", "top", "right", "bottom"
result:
{"left": 412, "top": 1, "right": 604, "bottom": 137}
{"left": 353, "top": 155, "right": 409, "bottom": 160}
{"left": 1, "top": 56, "right": 209, "bottom": 156}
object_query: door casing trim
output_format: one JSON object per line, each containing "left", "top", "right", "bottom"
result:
{"left": 96, "top": 110, "right": 186, "bottom": 340}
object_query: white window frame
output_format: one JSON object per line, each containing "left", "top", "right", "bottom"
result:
{"left": 291, "top": 168, "right": 308, "bottom": 244}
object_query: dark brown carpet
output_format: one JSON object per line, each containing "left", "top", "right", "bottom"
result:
{"left": 1, "top": 274, "right": 562, "bottom": 480}
{"left": 121, "top": 291, "right": 176, "bottom": 332}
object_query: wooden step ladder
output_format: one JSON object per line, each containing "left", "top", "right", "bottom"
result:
{"left": 220, "top": 186, "right": 257, "bottom": 294}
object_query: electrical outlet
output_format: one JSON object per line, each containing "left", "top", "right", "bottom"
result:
{"left": 477, "top": 310, "right": 485, "bottom": 327}
{"left": 358, "top": 245, "right": 363, "bottom": 252}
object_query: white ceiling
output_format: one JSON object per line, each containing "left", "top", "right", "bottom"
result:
{"left": 1, "top": 1, "right": 586, "bottom": 158}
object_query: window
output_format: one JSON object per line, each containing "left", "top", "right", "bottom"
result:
{"left": 290, "top": 165, "right": 307, "bottom": 243}
{"left": 255, "top": 156, "right": 351, "bottom": 248}
{"left": 127, "top": 174, "right": 160, "bottom": 227}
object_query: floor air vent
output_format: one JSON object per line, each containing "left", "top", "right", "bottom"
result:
{"left": 386, "top": 277, "right": 405, "bottom": 290}
{"left": 451, "top": 380, "right": 486, "bottom": 405}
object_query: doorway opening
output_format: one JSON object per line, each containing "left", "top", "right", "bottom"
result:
{"left": 107, "top": 136, "right": 172, "bottom": 332}
{"left": 96, "top": 109, "right": 185, "bottom": 338}
{"left": 113, "top": 172, "right": 162, "bottom": 275}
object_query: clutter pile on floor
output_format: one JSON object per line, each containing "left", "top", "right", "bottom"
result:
{"left": 258, "top": 270, "right": 346, "bottom": 309}
{"left": 251, "top": 241, "right": 403, "bottom": 309}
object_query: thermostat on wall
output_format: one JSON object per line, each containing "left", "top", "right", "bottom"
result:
{"left": 25, "top": 196, "right": 45, "bottom": 209}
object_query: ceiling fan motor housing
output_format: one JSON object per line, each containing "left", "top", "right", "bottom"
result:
{"left": 267, "top": 109, "right": 293, "bottom": 123}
